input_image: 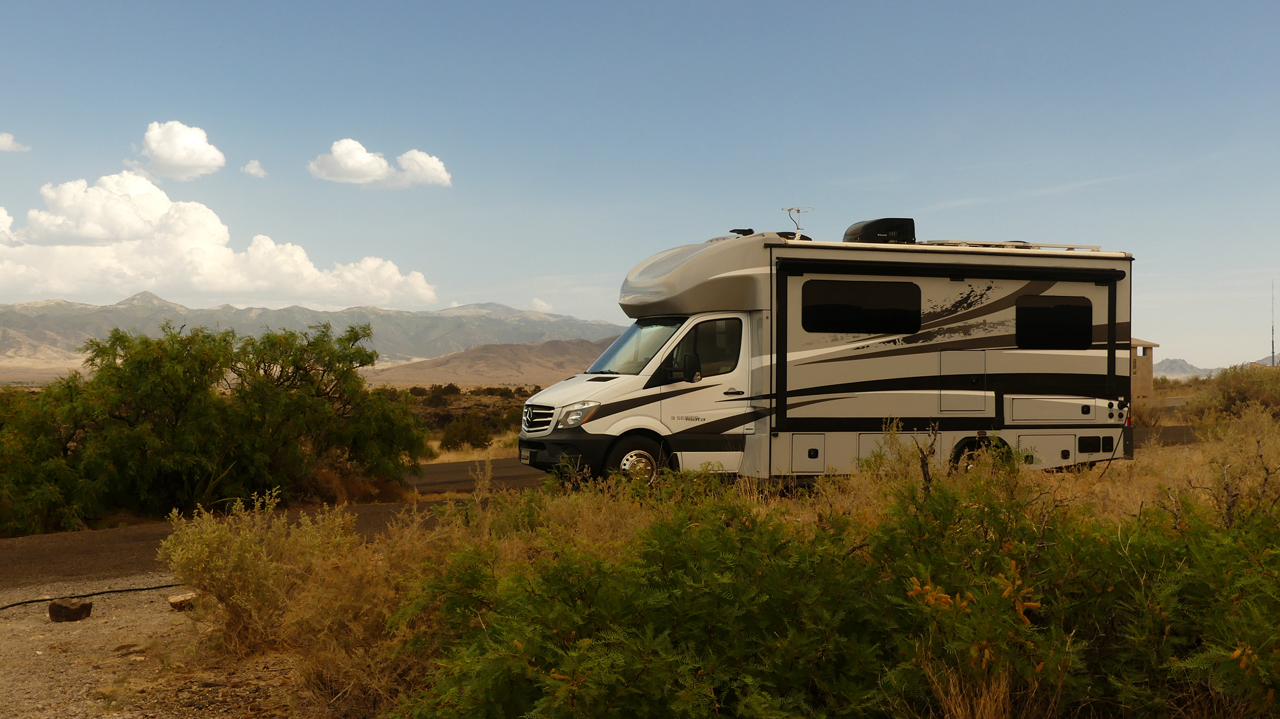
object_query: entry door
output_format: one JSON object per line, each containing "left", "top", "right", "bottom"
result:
{"left": 659, "top": 315, "right": 751, "bottom": 465}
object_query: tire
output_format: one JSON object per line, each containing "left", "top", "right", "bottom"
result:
{"left": 604, "top": 436, "right": 664, "bottom": 482}
{"left": 951, "top": 437, "right": 1017, "bottom": 471}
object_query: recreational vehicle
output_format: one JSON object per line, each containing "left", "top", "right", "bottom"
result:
{"left": 519, "top": 218, "right": 1133, "bottom": 479}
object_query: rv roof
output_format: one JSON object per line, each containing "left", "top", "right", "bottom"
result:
{"left": 618, "top": 231, "right": 1131, "bottom": 319}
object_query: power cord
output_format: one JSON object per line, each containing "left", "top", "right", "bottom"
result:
{"left": 0, "top": 582, "right": 184, "bottom": 612}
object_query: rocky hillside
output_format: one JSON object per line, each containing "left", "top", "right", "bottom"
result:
{"left": 365, "top": 337, "right": 619, "bottom": 388}
{"left": 0, "top": 293, "right": 625, "bottom": 383}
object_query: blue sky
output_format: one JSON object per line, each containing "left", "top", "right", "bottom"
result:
{"left": 1, "top": 1, "right": 1277, "bottom": 366}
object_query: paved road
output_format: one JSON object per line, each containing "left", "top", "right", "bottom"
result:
{"left": 0, "top": 459, "right": 547, "bottom": 592}
{"left": 405, "top": 457, "right": 546, "bottom": 494}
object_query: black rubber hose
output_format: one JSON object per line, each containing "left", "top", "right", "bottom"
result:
{"left": 0, "top": 582, "right": 184, "bottom": 612}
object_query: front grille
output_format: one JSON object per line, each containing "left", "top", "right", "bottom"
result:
{"left": 522, "top": 404, "right": 555, "bottom": 433}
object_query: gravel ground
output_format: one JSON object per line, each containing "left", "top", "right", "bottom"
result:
{"left": 0, "top": 573, "right": 296, "bottom": 718}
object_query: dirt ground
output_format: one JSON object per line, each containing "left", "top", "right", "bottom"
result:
{"left": 0, "top": 461, "right": 546, "bottom": 718}
{"left": 0, "top": 573, "right": 298, "bottom": 718}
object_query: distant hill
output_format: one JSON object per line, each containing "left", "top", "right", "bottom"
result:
{"left": 0, "top": 293, "right": 626, "bottom": 383}
{"left": 365, "top": 336, "right": 619, "bottom": 388}
{"left": 1153, "top": 358, "right": 1220, "bottom": 380}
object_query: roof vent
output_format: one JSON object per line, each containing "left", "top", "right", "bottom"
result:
{"left": 843, "top": 218, "right": 915, "bottom": 244}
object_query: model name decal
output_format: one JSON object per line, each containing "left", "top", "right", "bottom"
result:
{"left": 671, "top": 415, "right": 706, "bottom": 423}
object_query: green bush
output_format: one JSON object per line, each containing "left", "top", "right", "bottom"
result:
{"left": 1185, "top": 364, "right": 1280, "bottom": 422}
{"left": 390, "top": 465, "right": 1280, "bottom": 717}
{"left": 423, "top": 383, "right": 462, "bottom": 408}
{"left": 439, "top": 413, "right": 493, "bottom": 451}
{"left": 0, "top": 387, "right": 92, "bottom": 535}
{"left": 0, "top": 321, "right": 429, "bottom": 534}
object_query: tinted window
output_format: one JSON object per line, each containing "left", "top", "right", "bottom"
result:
{"left": 666, "top": 318, "right": 742, "bottom": 380}
{"left": 1016, "top": 296, "right": 1093, "bottom": 349}
{"left": 801, "top": 280, "right": 921, "bottom": 334}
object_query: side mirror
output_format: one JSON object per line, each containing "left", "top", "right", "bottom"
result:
{"left": 682, "top": 353, "right": 701, "bottom": 383}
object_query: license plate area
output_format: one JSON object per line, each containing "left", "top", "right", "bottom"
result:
{"left": 520, "top": 448, "right": 533, "bottom": 464}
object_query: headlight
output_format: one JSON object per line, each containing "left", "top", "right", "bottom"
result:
{"left": 557, "top": 400, "right": 600, "bottom": 429}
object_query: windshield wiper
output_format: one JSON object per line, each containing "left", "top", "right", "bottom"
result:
{"left": 587, "top": 370, "right": 620, "bottom": 374}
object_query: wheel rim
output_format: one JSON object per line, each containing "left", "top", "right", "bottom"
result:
{"left": 618, "top": 449, "right": 657, "bottom": 480}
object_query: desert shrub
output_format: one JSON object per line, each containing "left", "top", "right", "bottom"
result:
{"left": 394, "top": 498, "right": 887, "bottom": 718}
{"left": 1184, "top": 364, "right": 1280, "bottom": 422}
{"left": 408, "top": 386, "right": 428, "bottom": 397}
{"left": 422, "top": 383, "right": 462, "bottom": 408}
{"left": 1196, "top": 403, "right": 1280, "bottom": 528}
{"left": 0, "top": 387, "right": 92, "bottom": 536}
{"left": 3, "top": 322, "right": 429, "bottom": 532}
{"left": 160, "top": 492, "right": 454, "bottom": 716}
{"left": 63, "top": 324, "right": 239, "bottom": 514}
{"left": 165, "top": 431, "right": 1280, "bottom": 716}
{"left": 227, "top": 323, "right": 430, "bottom": 495}
{"left": 439, "top": 412, "right": 492, "bottom": 451}
{"left": 159, "top": 491, "right": 362, "bottom": 649}
{"left": 472, "top": 386, "right": 516, "bottom": 399}
{"left": 389, "top": 457, "right": 1280, "bottom": 717}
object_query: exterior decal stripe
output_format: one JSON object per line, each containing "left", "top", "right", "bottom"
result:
{"left": 591, "top": 383, "right": 719, "bottom": 422}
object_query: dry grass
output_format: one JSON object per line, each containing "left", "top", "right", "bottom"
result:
{"left": 163, "top": 417, "right": 1280, "bottom": 718}
{"left": 422, "top": 428, "right": 519, "bottom": 464}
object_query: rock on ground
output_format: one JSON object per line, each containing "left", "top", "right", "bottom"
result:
{"left": 0, "top": 573, "right": 295, "bottom": 718}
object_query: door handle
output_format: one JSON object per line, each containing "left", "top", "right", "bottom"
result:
{"left": 723, "top": 389, "right": 745, "bottom": 396}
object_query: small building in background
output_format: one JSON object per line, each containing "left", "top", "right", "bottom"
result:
{"left": 1131, "top": 337, "right": 1158, "bottom": 399}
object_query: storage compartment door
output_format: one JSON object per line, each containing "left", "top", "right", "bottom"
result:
{"left": 1016, "top": 434, "right": 1075, "bottom": 467}
{"left": 791, "top": 433, "right": 826, "bottom": 474}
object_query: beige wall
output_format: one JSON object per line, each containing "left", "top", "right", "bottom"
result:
{"left": 1131, "top": 345, "right": 1155, "bottom": 399}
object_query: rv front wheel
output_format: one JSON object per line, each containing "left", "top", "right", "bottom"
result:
{"left": 606, "top": 437, "right": 662, "bottom": 482}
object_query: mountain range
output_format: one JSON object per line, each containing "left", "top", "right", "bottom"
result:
{"left": 0, "top": 293, "right": 626, "bottom": 383}
{"left": 364, "top": 337, "right": 619, "bottom": 388}
{"left": 1153, "top": 354, "right": 1280, "bottom": 380}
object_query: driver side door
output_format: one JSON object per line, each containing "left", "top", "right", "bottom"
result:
{"left": 658, "top": 314, "right": 751, "bottom": 471}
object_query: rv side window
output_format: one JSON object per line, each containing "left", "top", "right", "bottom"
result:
{"left": 665, "top": 318, "right": 742, "bottom": 380}
{"left": 801, "top": 280, "right": 921, "bottom": 334}
{"left": 1015, "top": 296, "right": 1093, "bottom": 349}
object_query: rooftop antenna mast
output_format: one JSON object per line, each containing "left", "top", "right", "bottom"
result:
{"left": 782, "top": 207, "right": 813, "bottom": 239}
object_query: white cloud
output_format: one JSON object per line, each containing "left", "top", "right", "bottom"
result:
{"left": 530, "top": 298, "right": 553, "bottom": 312}
{"left": 0, "top": 207, "right": 13, "bottom": 243}
{"left": 0, "top": 133, "right": 30, "bottom": 152}
{"left": 134, "top": 121, "right": 226, "bottom": 180}
{"left": 240, "top": 160, "right": 267, "bottom": 178}
{"left": 308, "top": 139, "right": 451, "bottom": 188}
{"left": 1, "top": 171, "right": 437, "bottom": 308}
{"left": 392, "top": 149, "right": 452, "bottom": 187}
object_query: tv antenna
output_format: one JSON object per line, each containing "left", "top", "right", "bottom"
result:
{"left": 782, "top": 207, "right": 812, "bottom": 238}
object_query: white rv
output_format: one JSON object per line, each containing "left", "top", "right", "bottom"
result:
{"left": 519, "top": 218, "right": 1133, "bottom": 479}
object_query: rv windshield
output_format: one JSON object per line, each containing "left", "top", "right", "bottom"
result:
{"left": 587, "top": 317, "right": 686, "bottom": 375}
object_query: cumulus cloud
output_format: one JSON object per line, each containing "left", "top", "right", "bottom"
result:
{"left": 0, "top": 207, "right": 13, "bottom": 243}
{"left": 132, "top": 121, "right": 226, "bottom": 180}
{"left": 0, "top": 133, "right": 30, "bottom": 152}
{"left": 530, "top": 298, "right": 553, "bottom": 312}
{"left": 0, "top": 171, "right": 437, "bottom": 308}
{"left": 308, "top": 139, "right": 451, "bottom": 188}
{"left": 240, "top": 159, "right": 267, "bottom": 178}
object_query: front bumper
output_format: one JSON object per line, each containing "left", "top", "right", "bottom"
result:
{"left": 519, "top": 427, "right": 613, "bottom": 475}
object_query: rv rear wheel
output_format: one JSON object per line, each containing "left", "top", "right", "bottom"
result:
{"left": 605, "top": 437, "right": 662, "bottom": 482}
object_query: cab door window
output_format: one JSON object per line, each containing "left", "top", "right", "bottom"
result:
{"left": 663, "top": 318, "right": 742, "bottom": 382}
